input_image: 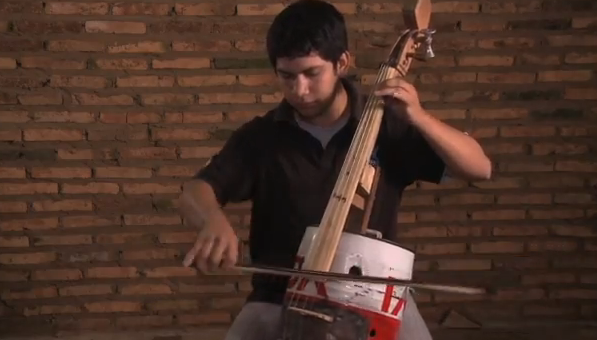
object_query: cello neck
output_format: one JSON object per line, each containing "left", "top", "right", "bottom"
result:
{"left": 301, "top": 0, "right": 433, "bottom": 273}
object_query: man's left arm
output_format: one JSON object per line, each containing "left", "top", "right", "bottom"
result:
{"left": 408, "top": 110, "right": 492, "bottom": 181}
{"left": 375, "top": 78, "right": 492, "bottom": 182}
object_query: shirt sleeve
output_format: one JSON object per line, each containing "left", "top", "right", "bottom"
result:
{"left": 377, "top": 104, "right": 446, "bottom": 185}
{"left": 193, "top": 119, "right": 262, "bottom": 206}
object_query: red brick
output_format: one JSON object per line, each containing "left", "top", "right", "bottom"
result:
{"left": 59, "top": 284, "right": 113, "bottom": 296}
{"left": 152, "top": 58, "right": 211, "bottom": 69}
{"left": 120, "top": 146, "right": 177, "bottom": 160}
{"left": 175, "top": 3, "right": 235, "bottom": 15}
{"left": 528, "top": 240, "right": 578, "bottom": 252}
{"left": 33, "top": 234, "right": 92, "bottom": 246}
{"left": 416, "top": 243, "right": 466, "bottom": 255}
{"left": 0, "top": 252, "right": 56, "bottom": 265}
{"left": 532, "top": 142, "right": 589, "bottom": 156}
{"left": 178, "top": 312, "right": 231, "bottom": 325}
{"left": 85, "top": 21, "right": 146, "bottom": 34}
{"left": 565, "top": 52, "right": 597, "bottom": 64}
{"left": 0, "top": 57, "right": 17, "bottom": 68}
{"left": 24, "top": 305, "right": 81, "bottom": 316}
{"left": 143, "top": 266, "right": 197, "bottom": 277}
{"left": 152, "top": 128, "right": 210, "bottom": 141}
{"left": 0, "top": 270, "right": 29, "bottom": 282}
{"left": 116, "top": 75, "right": 175, "bottom": 88}
{"left": 460, "top": 19, "right": 505, "bottom": 31}
{"left": 95, "top": 58, "right": 149, "bottom": 70}
{"left": 477, "top": 72, "right": 535, "bottom": 83}
{"left": 85, "top": 301, "right": 142, "bottom": 313}
{"left": 123, "top": 214, "right": 180, "bottom": 226}
{"left": 33, "top": 111, "right": 95, "bottom": 123}
{"left": 471, "top": 209, "right": 526, "bottom": 220}
{"left": 71, "top": 93, "right": 134, "bottom": 105}
{"left": 23, "top": 128, "right": 84, "bottom": 141}
{"left": 0, "top": 183, "right": 58, "bottom": 195}
{"left": 529, "top": 209, "right": 585, "bottom": 219}
{"left": 45, "top": 2, "right": 108, "bottom": 15}
{"left": 86, "top": 267, "right": 139, "bottom": 278}
{"left": 18, "top": 92, "right": 63, "bottom": 105}
{"left": 554, "top": 193, "right": 594, "bottom": 204}
{"left": 555, "top": 161, "right": 597, "bottom": 172}
{"left": 31, "top": 167, "right": 91, "bottom": 179}
{"left": 537, "top": 70, "right": 593, "bottom": 82}
{"left": 0, "top": 110, "right": 29, "bottom": 122}
{"left": 141, "top": 94, "right": 194, "bottom": 105}
{"left": 32, "top": 268, "right": 83, "bottom": 281}
{"left": 0, "top": 129, "right": 21, "bottom": 141}
{"left": 174, "top": 40, "right": 233, "bottom": 52}
{"left": 492, "top": 288, "right": 545, "bottom": 301}
{"left": 236, "top": 4, "right": 284, "bottom": 15}
{"left": 21, "top": 56, "right": 86, "bottom": 69}
{"left": 122, "top": 183, "right": 181, "bottom": 195}
{"left": 0, "top": 167, "right": 25, "bottom": 178}
{"left": 178, "top": 75, "right": 236, "bottom": 87}
{"left": 0, "top": 201, "right": 28, "bottom": 213}
{"left": 493, "top": 225, "right": 548, "bottom": 236}
{"left": 158, "top": 232, "right": 196, "bottom": 244}
{"left": 95, "top": 167, "right": 152, "bottom": 178}
{"left": 47, "top": 40, "right": 105, "bottom": 52}
{"left": 198, "top": 93, "right": 257, "bottom": 104}
{"left": 32, "top": 199, "right": 92, "bottom": 212}
{"left": 181, "top": 111, "right": 223, "bottom": 123}
{"left": 112, "top": 3, "right": 170, "bottom": 15}
{"left": 500, "top": 126, "right": 556, "bottom": 137}
{"left": 439, "top": 193, "right": 494, "bottom": 205}
{"left": 0, "top": 218, "right": 58, "bottom": 232}
{"left": 50, "top": 76, "right": 108, "bottom": 89}
{"left": 2, "top": 287, "right": 57, "bottom": 300}
{"left": 61, "top": 215, "right": 120, "bottom": 228}
{"left": 497, "top": 194, "right": 552, "bottom": 205}
{"left": 0, "top": 236, "right": 29, "bottom": 247}
{"left": 121, "top": 249, "right": 179, "bottom": 261}
{"left": 518, "top": 53, "right": 561, "bottom": 65}
{"left": 565, "top": 88, "right": 597, "bottom": 100}
{"left": 437, "top": 259, "right": 491, "bottom": 271}
{"left": 471, "top": 241, "right": 524, "bottom": 253}
{"left": 61, "top": 182, "right": 120, "bottom": 194}
{"left": 108, "top": 41, "right": 166, "bottom": 53}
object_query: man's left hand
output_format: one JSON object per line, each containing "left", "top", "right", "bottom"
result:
{"left": 373, "top": 77, "right": 425, "bottom": 121}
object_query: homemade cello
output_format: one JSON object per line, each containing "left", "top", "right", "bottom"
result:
{"left": 232, "top": 0, "right": 484, "bottom": 339}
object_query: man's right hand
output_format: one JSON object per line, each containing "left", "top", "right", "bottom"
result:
{"left": 182, "top": 211, "right": 239, "bottom": 273}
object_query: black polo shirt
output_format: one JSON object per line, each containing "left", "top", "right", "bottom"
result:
{"left": 195, "top": 78, "right": 445, "bottom": 304}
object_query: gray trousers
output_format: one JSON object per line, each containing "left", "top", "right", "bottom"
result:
{"left": 224, "top": 291, "right": 432, "bottom": 340}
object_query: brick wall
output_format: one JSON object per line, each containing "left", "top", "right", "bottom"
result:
{"left": 1, "top": 0, "right": 596, "bottom": 338}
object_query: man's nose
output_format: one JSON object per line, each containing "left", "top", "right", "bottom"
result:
{"left": 292, "top": 76, "right": 309, "bottom": 97}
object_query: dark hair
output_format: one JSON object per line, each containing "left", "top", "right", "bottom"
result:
{"left": 266, "top": 0, "right": 349, "bottom": 68}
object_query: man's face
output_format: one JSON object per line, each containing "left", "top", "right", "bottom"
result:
{"left": 275, "top": 52, "right": 349, "bottom": 120}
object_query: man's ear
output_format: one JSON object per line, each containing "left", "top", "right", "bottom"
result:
{"left": 336, "top": 51, "right": 351, "bottom": 76}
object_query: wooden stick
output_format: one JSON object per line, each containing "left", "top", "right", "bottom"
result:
{"left": 232, "top": 265, "right": 486, "bottom": 295}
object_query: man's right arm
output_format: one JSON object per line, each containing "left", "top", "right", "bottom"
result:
{"left": 178, "top": 120, "right": 261, "bottom": 229}
{"left": 179, "top": 120, "right": 262, "bottom": 270}
{"left": 180, "top": 120, "right": 259, "bottom": 226}
{"left": 179, "top": 179, "right": 226, "bottom": 230}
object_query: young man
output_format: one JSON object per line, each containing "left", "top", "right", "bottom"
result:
{"left": 179, "top": 1, "right": 492, "bottom": 340}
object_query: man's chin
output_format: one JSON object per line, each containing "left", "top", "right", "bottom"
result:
{"left": 295, "top": 109, "right": 322, "bottom": 121}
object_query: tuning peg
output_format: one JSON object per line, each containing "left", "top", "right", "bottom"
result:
{"left": 414, "top": 28, "right": 436, "bottom": 60}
